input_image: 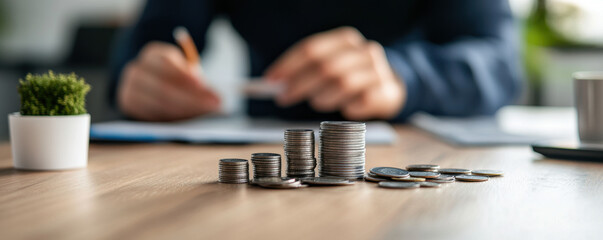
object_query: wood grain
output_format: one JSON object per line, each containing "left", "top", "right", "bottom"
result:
{"left": 0, "top": 126, "right": 602, "bottom": 240}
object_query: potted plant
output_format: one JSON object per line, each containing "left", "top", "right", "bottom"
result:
{"left": 9, "top": 71, "right": 91, "bottom": 170}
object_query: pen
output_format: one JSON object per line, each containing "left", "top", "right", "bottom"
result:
{"left": 173, "top": 26, "right": 204, "bottom": 79}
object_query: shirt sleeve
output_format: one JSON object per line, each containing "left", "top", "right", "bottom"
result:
{"left": 384, "top": 0, "right": 523, "bottom": 122}
{"left": 108, "top": 0, "right": 218, "bottom": 108}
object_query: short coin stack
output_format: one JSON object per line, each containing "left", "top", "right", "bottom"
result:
{"left": 319, "top": 121, "right": 366, "bottom": 179}
{"left": 251, "top": 153, "right": 282, "bottom": 179}
{"left": 218, "top": 158, "right": 249, "bottom": 184}
{"left": 284, "top": 129, "right": 316, "bottom": 178}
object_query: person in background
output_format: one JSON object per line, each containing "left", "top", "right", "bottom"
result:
{"left": 110, "top": 0, "right": 522, "bottom": 122}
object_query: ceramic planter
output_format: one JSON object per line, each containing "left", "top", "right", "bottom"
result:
{"left": 8, "top": 113, "right": 90, "bottom": 170}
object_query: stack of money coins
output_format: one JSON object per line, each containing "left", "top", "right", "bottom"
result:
{"left": 251, "top": 153, "right": 282, "bottom": 179}
{"left": 319, "top": 121, "right": 366, "bottom": 179}
{"left": 284, "top": 129, "right": 316, "bottom": 178}
{"left": 218, "top": 158, "right": 249, "bottom": 184}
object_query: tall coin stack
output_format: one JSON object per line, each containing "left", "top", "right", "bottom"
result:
{"left": 319, "top": 121, "right": 366, "bottom": 179}
{"left": 251, "top": 153, "right": 282, "bottom": 179}
{"left": 284, "top": 129, "right": 316, "bottom": 178}
{"left": 218, "top": 158, "right": 249, "bottom": 184}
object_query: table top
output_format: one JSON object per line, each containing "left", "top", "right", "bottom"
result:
{"left": 1, "top": 126, "right": 602, "bottom": 240}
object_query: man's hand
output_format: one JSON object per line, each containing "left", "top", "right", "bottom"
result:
{"left": 118, "top": 42, "right": 220, "bottom": 121}
{"left": 264, "top": 27, "right": 406, "bottom": 120}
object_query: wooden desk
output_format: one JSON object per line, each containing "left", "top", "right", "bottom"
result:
{"left": 0, "top": 126, "right": 601, "bottom": 240}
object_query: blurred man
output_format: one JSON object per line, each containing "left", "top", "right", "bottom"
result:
{"left": 111, "top": 0, "right": 522, "bottom": 122}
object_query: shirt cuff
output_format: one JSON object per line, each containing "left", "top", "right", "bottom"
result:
{"left": 384, "top": 47, "right": 421, "bottom": 122}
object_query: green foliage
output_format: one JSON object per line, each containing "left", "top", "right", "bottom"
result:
{"left": 18, "top": 71, "right": 91, "bottom": 116}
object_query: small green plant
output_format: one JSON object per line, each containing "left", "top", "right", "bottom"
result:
{"left": 18, "top": 71, "right": 91, "bottom": 116}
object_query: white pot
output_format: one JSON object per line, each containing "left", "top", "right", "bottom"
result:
{"left": 9, "top": 113, "right": 90, "bottom": 170}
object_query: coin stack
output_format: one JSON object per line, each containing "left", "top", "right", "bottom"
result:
{"left": 218, "top": 158, "right": 249, "bottom": 184}
{"left": 284, "top": 129, "right": 316, "bottom": 178}
{"left": 251, "top": 153, "right": 282, "bottom": 179}
{"left": 319, "top": 121, "right": 366, "bottom": 179}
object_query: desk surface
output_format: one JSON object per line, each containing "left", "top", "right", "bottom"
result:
{"left": 1, "top": 126, "right": 602, "bottom": 240}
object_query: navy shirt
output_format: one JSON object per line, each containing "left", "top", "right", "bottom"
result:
{"left": 110, "top": 0, "right": 522, "bottom": 122}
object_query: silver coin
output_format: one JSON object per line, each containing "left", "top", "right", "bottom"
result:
{"left": 438, "top": 168, "right": 471, "bottom": 175}
{"left": 419, "top": 182, "right": 441, "bottom": 188}
{"left": 318, "top": 121, "right": 366, "bottom": 179}
{"left": 370, "top": 167, "right": 410, "bottom": 178}
{"left": 251, "top": 152, "right": 282, "bottom": 179}
{"left": 367, "top": 172, "right": 382, "bottom": 178}
{"left": 406, "top": 164, "right": 440, "bottom": 171}
{"left": 220, "top": 158, "right": 248, "bottom": 164}
{"left": 433, "top": 174, "right": 455, "bottom": 180}
{"left": 257, "top": 181, "right": 308, "bottom": 189}
{"left": 409, "top": 171, "right": 441, "bottom": 179}
{"left": 219, "top": 158, "right": 249, "bottom": 184}
{"left": 427, "top": 178, "right": 455, "bottom": 183}
{"left": 455, "top": 175, "right": 489, "bottom": 182}
{"left": 471, "top": 170, "right": 504, "bottom": 177}
{"left": 364, "top": 175, "right": 388, "bottom": 182}
{"left": 319, "top": 173, "right": 364, "bottom": 180}
{"left": 426, "top": 174, "right": 455, "bottom": 183}
{"left": 378, "top": 181, "right": 420, "bottom": 189}
{"left": 285, "top": 129, "right": 316, "bottom": 179}
{"left": 251, "top": 177, "right": 297, "bottom": 185}
{"left": 252, "top": 154, "right": 281, "bottom": 157}
{"left": 391, "top": 177, "right": 425, "bottom": 182}
{"left": 301, "top": 177, "right": 355, "bottom": 186}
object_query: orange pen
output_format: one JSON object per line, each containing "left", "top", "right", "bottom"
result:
{"left": 173, "top": 26, "right": 204, "bottom": 79}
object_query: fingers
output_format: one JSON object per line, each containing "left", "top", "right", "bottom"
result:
{"left": 117, "top": 41, "right": 221, "bottom": 121}
{"left": 341, "top": 75, "right": 406, "bottom": 121}
{"left": 265, "top": 27, "right": 365, "bottom": 82}
{"left": 309, "top": 70, "right": 377, "bottom": 112}
{"left": 339, "top": 41, "right": 405, "bottom": 120}
{"left": 276, "top": 42, "right": 376, "bottom": 107}
{"left": 137, "top": 42, "right": 203, "bottom": 90}
{"left": 265, "top": 27, "right": 406, "bottom": 121}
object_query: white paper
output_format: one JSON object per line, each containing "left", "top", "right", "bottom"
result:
{"left": 90, "top": 116, "right": 397, "bottom": 144}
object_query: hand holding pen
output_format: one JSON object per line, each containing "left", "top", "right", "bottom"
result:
{"left": 117, "top": 27, "right": 221, "bottom": 121}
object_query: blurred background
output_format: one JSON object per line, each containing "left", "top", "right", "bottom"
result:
{"left": 0, "top": 0, "right": 602, "bottom": 140}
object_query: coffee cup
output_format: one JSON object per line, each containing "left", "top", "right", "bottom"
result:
{"left": 574, "top": 71, "right": 603, "bottom": 143}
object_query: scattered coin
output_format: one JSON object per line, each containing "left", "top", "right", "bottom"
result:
{"left": 433, "top": 174, "right": 454, "bottom": 180}
{"left": 319, "top": 121, "right": 366, "bottom": 179}
{"left": 438, "top": 168, "right": 471, "bottom": 175}
{"left": 427, "top": 174, "right": 455, "bottom": 183}
{"left": 378, "top": 181, "right": 420, "bottom": 189}
{"left": 367, "top": 172, "right": 382, "bottom": 178}
{"left": 302, "top": 177, "right": 355, "bottom": 186}
{"left": 406, "top": 164, "right": 440, "bottom": 172}
{"left": 409, "top": 171, "right": 441, "bottom": 179}
{"left": 419, "top": 182, "right": 441, "bottom": 188}
{"left": 251, "top": 177, "right": 297, "bottom": 185}
{"left": 219, "top": 158, "right": 249, "bottom": 184}
{"left": 427, "top": 178, "right": 455, "bottom": 183}
{"left": 455, "top": 175, "right": 489, "bottom": 182}
{"left": 370, "top": 167, "right": 410, "bottom": 178}
{"left": 259, "top": 183, "right": 308, "bottom": 189}
{"left": 364, "top": 175, "right": 389, "bottom": 182}
{"left": 391, "top": 177, "right": 426, "bottom": 182}
{"left": 471, "top": 170, "right": 504, "bottom": 177}
{"left": 256, "top": 178, "right": 308, "bottom": 189}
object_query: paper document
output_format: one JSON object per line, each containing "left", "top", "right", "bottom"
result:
{"left": 410, "top": 106, "right": 576, "bottom": 146}
{"left": 90, "top": 116, "right": 397, "bottom": 144}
